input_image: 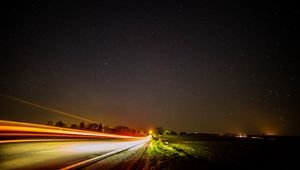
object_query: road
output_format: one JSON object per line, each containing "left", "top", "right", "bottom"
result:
{"left": 0, "top": 120, "right": 150, "bottom": 170}
{"left": 0, "top": 138, "right": 149, "bottom": 170}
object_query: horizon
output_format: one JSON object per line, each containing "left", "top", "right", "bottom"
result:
{"left": 0, "top": 94, "right": 291, "bottom": 136}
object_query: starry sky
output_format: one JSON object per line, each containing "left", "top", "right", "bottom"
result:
{"left": 1, "top": 1, "right": 299, "bottom": 135}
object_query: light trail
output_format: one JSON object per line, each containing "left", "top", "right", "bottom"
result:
{"left": 0, "top": 120, "right": 146, "bottom": 141}
{"left": 0, "top": 93, "right": 95, "bottom": 123}
{"left": 0, "top": 139, "right": 74, "bottom": 144}
{"left": 0, "top": 136, "right": 151, "bottom": 170}
{"left": 60, "top": 136, "right": 150, "bottom": 170}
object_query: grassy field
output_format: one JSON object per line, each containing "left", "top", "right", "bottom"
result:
{"left": 135, "top": 135, "right": 300, "bottom": 169}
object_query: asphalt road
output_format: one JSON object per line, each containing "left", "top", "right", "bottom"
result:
{"left": 82, "top": 141, "right": 149, "bottom": 170}
{"left": 0, "top": 138, "right": 150, "bottom": 170}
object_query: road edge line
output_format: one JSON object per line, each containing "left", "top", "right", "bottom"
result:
{"left": 59, "top": 140, "right": 149, "bottom": 170}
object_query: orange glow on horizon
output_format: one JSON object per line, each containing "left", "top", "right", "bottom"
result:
{"left": 264, "top": 130, "right": 277, "bottom": 136}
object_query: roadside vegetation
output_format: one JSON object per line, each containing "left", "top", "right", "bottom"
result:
{"left": 137, "top": 137, "right": 212, "bottom": 169}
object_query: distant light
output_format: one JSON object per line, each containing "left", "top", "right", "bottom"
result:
{"left": 149, "top": 130, "right": 153, "bottom": 135}
{"left": 236, "top": 132, "right": 247, "bottom": 138}
{"left": 252, "top": 136, "right": 263, "bottom": 140}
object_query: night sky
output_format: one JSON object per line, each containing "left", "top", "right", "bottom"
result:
{"left": 1, "top": 1, "right": 299, "bottom": 135}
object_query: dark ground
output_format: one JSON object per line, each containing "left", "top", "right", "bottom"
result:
{"left": 96, "top": 134, "right": 300, "bottom": 170}
{"left": 80, "top": 134, "right": 300, "bottom": 170}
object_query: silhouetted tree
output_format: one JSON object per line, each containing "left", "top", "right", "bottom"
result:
{"left": 103, "top": 126, "right": 115, "bottom": 133}
{"left": 98, "top": 123, "right": 102, "bottom": 132}
{"left": 163, "top": 130, "right": 171, "bottom": 135}
{"left": 70, "top": 124, "right": 78, "bottom": 129}
{"left": 47, "top": 121, "right": 54, "bottom": 126}
{"left": 115, "top": 125, "right": 130, "bottom": 132}
{"left": 171, "top": 130, "right": 177, "bottom": 135}
{"left": 55, "top": 121, "right": 67, "bottom": 127}
{"left": 87, "top": 123, "right": 98, "bottom": 130}
{"left": 156, "top": 127, "right": 164, "bottom": 135}
{"left": 179, "top": 131, "right": 186, "bottom": 135}
{"left": 79, "top": 122, "right": 85, "bottom": 129}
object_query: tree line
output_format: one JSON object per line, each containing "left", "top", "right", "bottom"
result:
{"left": 47, "top": 120, "right": 103, "bottom": 132}
{"left": 46, "top": 120, "right": 146, "bottom": 136}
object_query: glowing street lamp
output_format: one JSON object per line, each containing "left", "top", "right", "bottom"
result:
{"left": 149, "top": 130, "right": 153, "bottom": 135}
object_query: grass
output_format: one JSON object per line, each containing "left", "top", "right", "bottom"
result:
{"left": 136, "top": 137, "right": 213, "bottom": 169}
{"left": 146, "top": 138, "right": 185, "bottom": 157}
